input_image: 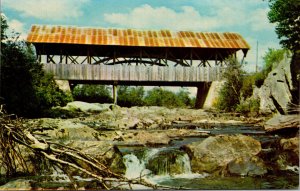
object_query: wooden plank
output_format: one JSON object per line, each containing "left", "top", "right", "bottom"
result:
{"left": 43, "top": 63, "right": 222, "bottom": 83}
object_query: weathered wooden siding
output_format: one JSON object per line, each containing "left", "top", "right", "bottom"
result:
{"left": 43, "top": 63, "right": 223, "bottom": 82}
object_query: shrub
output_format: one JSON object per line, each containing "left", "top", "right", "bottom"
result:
{"left": 215, "top": 58, "right": 244, "bottom": 111}
{"left": 176, "top": 88, "right": 194, "bottom": 107}
{"left": 263, "top": 48, "right": 289, "bottom": 74}
{"left": 236, "top": 98, "right": 260, "bottom": 115}
{"left": 36, "top": 74, "right": 73, "bottom": 113}
{"left": 72, "top": 84, "right": 113, "bottom": 103}
{"left": 117, "top": 86, "right": 145, "bottom": 107}
{"left": 144, "top": 88, "right": 185, "bottom": 108}
{"left": 240, "top": 74, "right": 255, "bottom": 99}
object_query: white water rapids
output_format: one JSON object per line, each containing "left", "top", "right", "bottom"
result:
{"left": 122, "top": 148, "right": 208, "bottom": 184}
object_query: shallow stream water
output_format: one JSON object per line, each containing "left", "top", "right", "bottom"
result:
{"left": 118, "top": 124, "right": 299, "bottom": 190}
{"left": 1, "top": 124, "right": 298, "bottom": 190}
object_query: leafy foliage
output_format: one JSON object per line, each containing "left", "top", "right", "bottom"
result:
{"left": 241, "top": 48, "right": 289, "bottom": 96}
{"left": 263, "top": 48, "right": 289, "bottom": 74}
{"left": 236, "top": 98, "right": 260, "bottom": 115}
{"left": 215, "top": 58, "right": 245, "bottom": 111}
{"left": 144, "top": 87, "right": 194, "bottom": 108}
{"left": 72, "top": 85, "right": 112, "bottom": 103}
{"left": 177, "top": 88, "right": 195, "bottom": 107}
{"left": 72, "top": 85, "right": 194, "bottom": 108}
{"left": 0, "top": 14, "right": 8, "bottom": 41}
{"left": 267, "top": 0, "right": 300, "bottom": 50}
{"left": 117, "top": 86, "right": 145, "bottom": 107}
{"left": 215, "top": 48, "right": 292, "bottom": 113}
{"left": 0, "top": 15, "right": 72, "bottom": 117}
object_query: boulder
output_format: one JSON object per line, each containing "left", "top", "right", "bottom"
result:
{"left": 277, "top": 137, "right": 299, "bottom": 171}
{"left": 264, "top": 114, "right": 299, "bottom": 133}
{"left": 227, "top": 156, "right": 267, "bottom": 176}
{"left": 67, "top": 141, "right": 126, "bottom": 174}
{"left": 182, "top": 134, "right": 262, "bottom": 174}
{"left": 258, "top": 135, "right": 299, "bottom": 174}
{"left": 63, "top": 101, "right": 112, "bottom": 113}
{"left": 43, "top": 120, "right": 100, "bottom": 142}
{"left": 280, "top": 137, "right": 299, "bottom": 156}
{"left": 123, "top": 131, "right": 171, "bottom": 146}
{"left": 252, "top": 55, "right": 293, "bottom": 114}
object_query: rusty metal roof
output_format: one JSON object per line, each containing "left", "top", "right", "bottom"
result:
{"left": 27, "top": 25, "right": 250, "bottom": 49}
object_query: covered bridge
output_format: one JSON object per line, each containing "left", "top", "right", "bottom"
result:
{"left": 27, "top": 25, "right": 250, "bottom": 107}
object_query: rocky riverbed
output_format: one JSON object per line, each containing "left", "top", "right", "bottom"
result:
{"left": 0, "top": 101, "right": 299, "bottom": 190}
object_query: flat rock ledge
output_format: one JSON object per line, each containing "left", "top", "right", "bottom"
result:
{"left": 264, "top": 114, "right": 300, "bottom": 132}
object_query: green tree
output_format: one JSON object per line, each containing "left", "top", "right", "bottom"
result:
{"left": 215, "top": 58, "right": 245, "bottom": 111}
{"left": 251, "top": 48, "right": 289, "bottom": 88}
{"left": 263, "top": 48, "right": 289, "bottom": 73}
{"left": 267, "top": 0, "right": 300, "bottom": 50}
{"left": 144, "top": 87, "right": 185, "bottom": 108}
{"left": 1, "top": 15, "right": 71, "bottom": 117}
{"left": 117, "top": 86, "right": 145, "bottom": 107}
{"left": 72, "top": 84, "right": 112, "bottom": 103}
{"left": 1, "top": 14, "right": 8, "bottom": 41}
{"left": 176, "top": 88, "right": 194, "bottom": 107}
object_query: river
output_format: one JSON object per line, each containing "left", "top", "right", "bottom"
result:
{"left": 0, "top": 121, "right": 298, "bottom": 190}
{"left": 118, "top": 124, "right": 299, "bottom": 189}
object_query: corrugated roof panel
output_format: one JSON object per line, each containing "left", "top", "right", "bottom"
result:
{"left": 177, "top": 31, "right": 183, "bottom": 38}
{"left": 197, "top": 39, "right": 206, "bottom": 47}
{"left": 169, "top": 39, "right": 175, "bottom": 47}
{"left": 156, "top": 38, "right": 164, "bottom": 47}
{"left": 172, "top": 38, "right": 179, "bottom": 47}
{"left": 214, "top": 40, "right": 221, "bottom": 47}
{"left": 27, "top": 25, "right": 250, "bottom": 49}
{"left": 144, "top": 37, "right": 149, "bottom": 46}
{"left": 218, "top": 40, "right": 226, "bottom": 48}
{"left": 189, "top": 32, "right": 195, "bottom": 38}
{"left": 195, "top": 33, "right": 201, "bottom": 39}
{"left": 233, "top": 40, "right": 241, "bottom": 48}
{"left": 163, "top": 39, "right": 169, "bottom": 46}
{"left": 203, "top": 39, "right": 210, "bottom": 47}
{"left": 154, "top": 39, "right": 159, "bottom": 47}
{"left": 189, "top": 39, "right": 197, "bottom": 47}
{"left": 193, "top": 39, "right": 201, "bottom": 47}
{"left": 223, "top": 33, "right": 230, "bottom": 40}
{"left": 178, "top": 39, "right": 184, "bottom": 47}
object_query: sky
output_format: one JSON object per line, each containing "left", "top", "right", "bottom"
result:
{"left": 1, "top": 0, "right": 281, "bottom": 95}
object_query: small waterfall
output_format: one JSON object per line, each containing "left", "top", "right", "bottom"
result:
{"left": 123, "top": 153, "right": 150, "bottom": 179}
{"left": 177, "top": 153, "right": 192, "bottom": 174}
{"left": 123, "top": 148, "right": 194, "bottom": 179}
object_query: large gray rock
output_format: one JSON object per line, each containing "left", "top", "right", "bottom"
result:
{"left": 252, "top": 56, "right": 293, "bottom": 114}
{"left": 280, "top": 137, "right": 299, "bottom": 156}
{"left": 34, "top": 119, "right": 100, "bottom": 142}
{"left": 68, "top": 141, "right": 126, "bottom": 174}
{"left": 128, "top": 131, "right": 171, "bottom": 145}
{"left": 227, "top": 156, "right": 267, "bottom": 176}
{"left": 63, "top": 101, "right": 112, "bottom": 113}
{"left": 92, "top": 105, "right": 208, "bottom": 130}
{"left": 264, "top": 114, "right": 300, "bottom": 132}
{"left": 274, "top": 137, "right": 299, "bottom": 172}
{"left": 182, "top": 134, "right": 262, "bottom": 174}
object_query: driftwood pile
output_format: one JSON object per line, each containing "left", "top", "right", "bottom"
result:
{"left": 0, "top": 107, "right": 170, "bottom": 190}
